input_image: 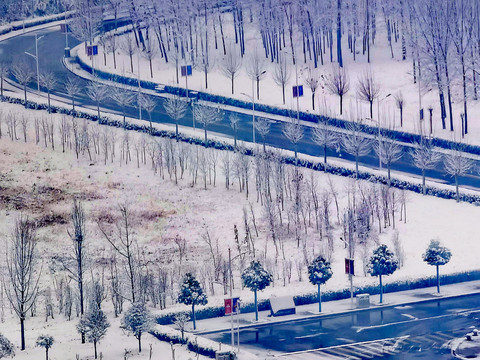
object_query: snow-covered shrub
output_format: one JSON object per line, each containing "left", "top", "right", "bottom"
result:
{"left": 122, "top": 302, "right": 154, "bottom": 352}
{"left": 0, "top": 333, "right": 14, "bottom": 358}
{"left": 149, "top": 325, "right": 233, "bottom": 359}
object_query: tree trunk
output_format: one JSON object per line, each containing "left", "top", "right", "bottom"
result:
{"left": 379, "top": 274, "right": 383, "bottom": 303}
{"left": 340, "top": 95, "right": 343, "bottom": 115}
{"left": 436, "top": 265, "right": 440, "bottom": 294}
{"left": 337, "top": 0, "right": 343, "bottom": 67}
{"left": 46, "top": 348, "right": 49, "bottom": 360}
{"left": 78, "top": 243, "right": 85, "bottom": 343}
{"left": 20, "top": 317, "right": 25, "bottom": 350}
{"left": 355, "top": 155, "right": 359, "bottom": 178}
{"left": 254, "top": 290, "right": 258, "bottom": 321}
{"left": 324, "top": 144, "right": 327, "bottom": 164}
{"left": 369, "top": 100, "right": 373, "bottom": 119}
{"left": 318, "top": 284, "right": 322, "bottom": 312}
{"left": 455, "top": 175, "right": 459, "bottom": 202}
{"left": 422, "top": 168, "right": 426, "bottom": 195}
{"left": 138, "top": 332, "right": 142, "bottom": 352}
{"left": 94, "top": 340, "right": 97, "bottom": 359}
{"left": 192, "top": 304, "right": 196, "bottom": 330}
{"left": 175, "top": 122, "right": 179, "bottom": 141}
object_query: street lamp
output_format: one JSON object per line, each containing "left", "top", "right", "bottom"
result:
{"left": 242, "top": 70, "right": 266, "bottom": 144}
{"left": 25, "top": 33, "right": 44, "bottom": 92}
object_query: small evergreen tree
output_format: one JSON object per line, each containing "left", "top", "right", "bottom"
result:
{"left": 77, "top": 302, "right": 110, "bottom": 359}
{"left": 308, "top": 256, "right": 333, "bottom": 312}
{"left": 422, "top": 240, "right": 452, "bottom": 294}
{"left": 0, "top": 333, "right": 14, "bottom": 358}
{"left": 122, "top": 302, "right": 154, "bottom": 352}
{"left": 367, "top": 245, "right": 398, "bottom": 304}
{"left": 241, "top": 261, "right": 272, "bottom": 321}
{"left": 36, "top": 335, "right": 54, "bottom": 360}
{"left": 177, "top": 273, "right": 208, "bottom": 330}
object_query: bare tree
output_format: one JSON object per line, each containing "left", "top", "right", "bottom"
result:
{"left": 39, "top": 72, "right": 56, "bottom": 113}
{"left": 63, "top": 200, "right": 88, "bottom": 343}
{"left": 5, "top": 217, "right": 41, "bottom": 350}
{"left": 312, "top": 120, "right": 338, "bottom": 164}
{"left": 110, "top": 85, "right": 135, "bottom": 128}
{"left": 255, "top": 117, "right": 270, "bottom": 152}
{"left": 324, "top": 65, "right": 350, "bottom": 115}
{"left": 98, "top": 203, "right": 138, "bottom": 303}
{"left": 69, "top": 0, "right": 102, "bottom": 47}
{"left": 142, "top": 37, "right": 157, "bottom": 78}
{"left": 410, "top": 138, "right": 442, "bottom": 195}
{"left": 374, "top": 137, "right": 403, "bottom": 182}
{"left": 221, "top": 43, "right": 242, "bottom": 94}
{"left": 229, "top": 113, "right": 240, "bottom": 148}
{"left": 193, "top": 104, "right": 224, "bottom": 143}
{"left": 272, "top": 56, "right": 291, "bottom": 105}
{"left": 195, "top": 52, "right": 215, "bottom": 89}
{"left": 394, "top": 92, "right": 405, "bottom": 127}
{"left": 163, "top": 95, "right": 188, "bottom": 141}
{"left": 139, "top": 95, "right": 156, "bottom": 133}
{"left": 12, "top": 63, "right": 33, "bottom": 106}
{"left": 246, "top": 48, "right": 267, "bottom": 99}
{"left": 282, "top": 118, "right": 304, "bottom": 158}
{"left": 121, "top": 31, "right": 137, "bottom": 73}
{"left": 444, "top": 149, "right": 473, "bottom": 202}
{"left": 65, "top": 77, "right": 82, "bottom": 111}
{"left": 341, "top": 121, "right": 371, "bottom": 177}
{"left": 304, "top": 67, "right": 320, "bottom": 110}
{"left": 356, "top": 70, "right": 380, "bottom": 119}
{"left": 105, "top": 33, "right": 117, "bottom": 69}
{"left": 86, "top": 79, "right": 109, "bottom": 118}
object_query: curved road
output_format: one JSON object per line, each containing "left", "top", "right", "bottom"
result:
{"left": 2, "top": 25, "right": 480, "bottom": 191}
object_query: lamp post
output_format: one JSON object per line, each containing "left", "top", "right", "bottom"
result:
{"left": 25, "top": 33, "right": 44, "bottom": 92}
{"left": 242, "top": 70, "right": 266, "bottom": 144}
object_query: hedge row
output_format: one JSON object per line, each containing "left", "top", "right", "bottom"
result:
{"left": 0, "top": 12, "right": 73, "bottom": 37}
{"left": 155, "top": 270, "right": 480, "bottom": 325}
{"left": 149, "top": 326, "right": 223, "bottom": 358}
{"left": 2, "top": 95, "right": 480, "bottom": 205}
{"left": 74, "top": 54, "right": 480, "bottom": 157}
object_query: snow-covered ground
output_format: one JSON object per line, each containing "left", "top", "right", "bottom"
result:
{"left": 1, "top": 99, "right": 480, "bottom": 358}
{"left": 79, "top": 11, "right": 480, "bottom": 146}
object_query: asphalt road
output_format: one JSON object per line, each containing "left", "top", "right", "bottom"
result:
{"left": 205, "top": 294, "right": 480, "bottom": 359}
{"left": 2, "top": 26, "right": 480, "bottom": 190}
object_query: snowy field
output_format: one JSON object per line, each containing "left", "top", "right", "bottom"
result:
{"left": 0, "top": 100, "right": 480, "bottom": 358}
